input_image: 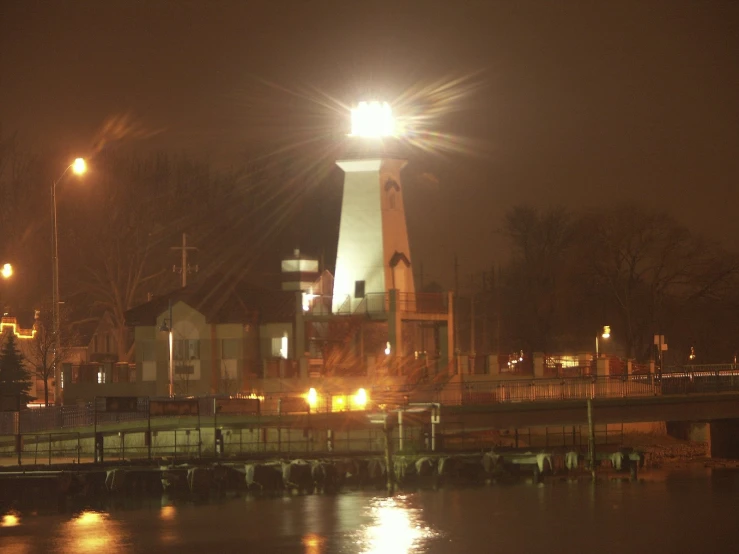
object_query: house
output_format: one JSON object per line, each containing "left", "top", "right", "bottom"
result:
{"left": 59, "top": 312, "right": 137, "bottom": 404}
{"left": 118, "top": 276, "right": 297, "bottom": 398}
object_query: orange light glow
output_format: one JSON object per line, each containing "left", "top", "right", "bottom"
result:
{"left": 0, "top": 317, "right": 36, "bottom": 340}
{"left": 1, "top": 513, "right": 20, "bottom": 527}
{"left": 74, "top": 511, "right": 105, "bottom": 526}
{"left": 306, "top": 387, "right": 318, "bottom": 408}
{"left": 160, "top": 505, "right": 176, "bottom": 521}
{"left": 72, "top": 157, "right": 87, "bottom": 175}
{"left": 302, "top": 533, "right": 325, "bottom": 554}
{"left": 1, "top": 263, "right": 12, "bottom": 279}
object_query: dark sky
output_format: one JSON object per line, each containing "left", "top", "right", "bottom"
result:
{"left": 2, "top": 0, "right": 738, "bottom": 289}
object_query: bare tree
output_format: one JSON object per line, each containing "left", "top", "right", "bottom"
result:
{"left": 503, "top": 205, "right": 579, "bottom": 352}
{"left": 24, "top": 304, "right": 80, "bottom": 407}
{"left": 582, "top": 204, "right": 735, "bottom": 359}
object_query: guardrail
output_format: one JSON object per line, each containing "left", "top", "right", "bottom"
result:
{"left": 5, "top": 369, "right": 739, "bottom": 436}
{"left": 379, "top": 370, "right": 739, "bottom": 406}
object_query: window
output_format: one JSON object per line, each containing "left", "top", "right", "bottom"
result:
{"left": 271, "top": 335, "right": 288, "bottom": 359}
{"left": 175, "top": 339, "right": 200, "bottom": 360}
{"left": 141, "top": 340, "right": 156, "bottom": 362}
{"left": 222, "top": 338, "right": 239, "bottom": 359}
{"left": 355, "top": 280, "right": 366, "bottom": 298}
{"left": 93, "top": 336, "right": 98, "bottom": 353}
{"left": 105, "top": 335, "right": 111, "bottom": 353}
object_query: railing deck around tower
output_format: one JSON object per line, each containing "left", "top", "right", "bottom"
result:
{"left": 323, "top": 292, "right": 450, "bottom": 319}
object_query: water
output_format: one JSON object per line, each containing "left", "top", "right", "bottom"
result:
{"left": 3, "top": 470, "right": 739, "bottom": 553}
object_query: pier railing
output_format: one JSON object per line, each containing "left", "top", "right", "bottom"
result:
{"left": 397, "top": 369, "right": 739, "bottom": 406}
{"left": 4, "top": 370, "right": 739, "bottom": 436}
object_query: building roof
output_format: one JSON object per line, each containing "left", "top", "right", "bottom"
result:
{"left": 125, "top": 273, "right": 296, "bottom": 327}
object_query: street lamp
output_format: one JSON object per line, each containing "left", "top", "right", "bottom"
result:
{"left": 595, "top": 325, "right": 611, "bottom": 360}
{"left": 52, "top": 157, "right": 87, "bottom": 405}
{"left": 158, "top": 299, "right": 175, "bottom": 397}
{"left": 1, "top": 263, "right": 12, "bottom": 279}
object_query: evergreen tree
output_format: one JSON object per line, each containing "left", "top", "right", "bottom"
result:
{"left": 0, "top": 333, "right": 33, "bottom": 404}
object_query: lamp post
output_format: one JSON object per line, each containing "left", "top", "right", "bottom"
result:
{"left": 159, "top": 299, "right": 174, "bottom": 397}
{"left": 0, "top": 263, "right": 12, "bottom": 316}
{"left": 51, "top": 157, "right": 87, "bottom": 406}
{"left": 595, "top": 325, "right": 611, "bottom": 360}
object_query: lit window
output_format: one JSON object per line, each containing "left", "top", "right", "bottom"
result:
{"left": 271, "top": 335, "right": 289, "bottom": 359}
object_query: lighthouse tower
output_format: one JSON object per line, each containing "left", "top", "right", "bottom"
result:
{"left": 332, "top": 102, "right": 415, "bottom": 313}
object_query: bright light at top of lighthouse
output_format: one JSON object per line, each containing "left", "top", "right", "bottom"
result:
{"left": 350, "top": 101, "right": 395, "bottom": 138}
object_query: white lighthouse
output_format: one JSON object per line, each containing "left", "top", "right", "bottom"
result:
{"left": 332, "top": 102, "right": 415, "bottom": 313}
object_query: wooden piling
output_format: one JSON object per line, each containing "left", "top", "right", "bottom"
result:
{"left": 587, "top": 398, "right": 596, "bottom": 480}
{"left": 383, "top": 415, "right": 395, "bottom": 496}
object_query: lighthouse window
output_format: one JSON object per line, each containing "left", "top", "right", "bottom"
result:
{"left": 354, "top": 280, "right": 366, "bottom": 298}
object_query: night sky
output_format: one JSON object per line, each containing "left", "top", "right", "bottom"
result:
{"left": 2, "top": 0, "right": 738, "bottom": 290}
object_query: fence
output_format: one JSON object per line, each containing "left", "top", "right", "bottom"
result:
{"left": 382, "top": 370, "right": 739, "bottom": 406}
{"left": 0, "top": 419, "right": 624, "bottom": 467}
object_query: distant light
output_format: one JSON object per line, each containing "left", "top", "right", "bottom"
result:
{"left": 306, "top": 388, "right": 318, "bottom": 408}
{"left": 385, "top": 341, "right": 391, "bottom": 356}
{"left": 280, "top": 334, "right": 288, "bottom": 359}
{"left": 72, "top": 157, "right": 87, "bottom": 175}
{"left": 354, "top": 388, "right": 368, "bottom": 409}
{"left": 1, "top": 263, "right": 12, "bottom": 279}
{"left": 350, "top": 101, "right": 395, "bottom": 138}
{"left": 601, "top": 326, "right": 611, "bottom": 339}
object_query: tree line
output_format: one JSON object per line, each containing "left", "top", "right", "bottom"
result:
{"left": 0, "top": 129, "right": 343, "bottom": 383}
{"left": 471, "top": 204, "right": 739, "bottom": 365}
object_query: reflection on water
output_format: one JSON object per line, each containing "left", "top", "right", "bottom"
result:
{"left": 2, "top": 512, "right": 20, "bottom": 527}
{"left": 355, "top": 495, "right": 439, "bottom": 554}
{"left": 302, "top": 532, "right": 326, "bottom": 554}
{"left": 58, "top": 510, "right": 124, "bottom": 553}
{"left": 5, "top": 471, "right": 739, "bottom": 553}
{"left": 160, "top": 505, "right": 176, "bottom": 521}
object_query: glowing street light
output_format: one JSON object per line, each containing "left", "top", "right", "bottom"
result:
{"left": 1, "top": 263, "right": 12, "bottom": 279}
{"left": 595, "top": 326, "right": 611, "bottom": 359}
{"left": 306, "top": 387, "right": 318, "bottom": 409}
{"left": 350, "top": 101, "right": 396, "bottom": 138}
{"left": 72, "top": 157, "right": 87, "bottom": 175}
{"left": 52, "top": 157, "right": 88, "bottom": 405}
{"left": 353, "top": 388, "right": 368, "bottom": 410}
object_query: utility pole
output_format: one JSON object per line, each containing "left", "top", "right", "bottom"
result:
{"left": 453, "top": 255, "right": 460, "bottom": 372}
{"left": 481, "top": 271, "right": 487, "bottom": 355}
{"left": 171, "top": 233, "right": 199, "bottom": 287}
{"left": 469, "top": 275, "right": 476, "bottom": 355}
{"left": 494, "top": 263, "right": 501, "bottom": 355}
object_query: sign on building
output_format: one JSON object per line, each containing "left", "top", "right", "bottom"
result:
{"left": 149, "top": 399, "right": 200, "bottom": 417}
{"left": 96, "top": 396, "right": 139, "bottom": 413}
{"left": 216, "top": 398, "right": 260, "bottom": 415}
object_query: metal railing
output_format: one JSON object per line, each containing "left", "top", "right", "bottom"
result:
{"left": 380, "top": 369, "right": 739, "bottom": 406}
{"left": 5, "top": 369, "right": 739, "bottom": 436}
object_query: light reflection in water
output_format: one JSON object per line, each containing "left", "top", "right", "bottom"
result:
{"left": 60, "top": 510, "right": 123, "bottom": 553}
{"left": 302, "top": 532, "right": 326, "bottom": 553}
{"left": 2, "top": 512, "right": 20, "bottom": 527}
{"left": 356, "top": 495, "right": 438, "bottom": 554}
{"left": 160, "top": 505, "right": 176, "bottom": 521}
